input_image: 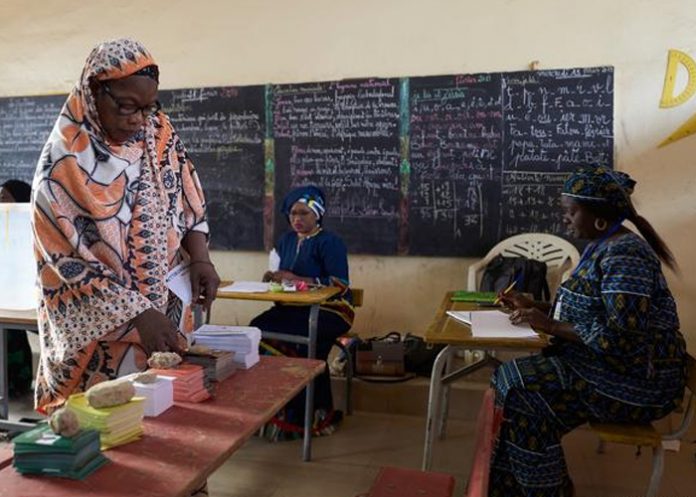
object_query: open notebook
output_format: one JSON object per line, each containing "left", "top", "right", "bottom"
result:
{"left": 446, "top": 310, "right": 538, "bottom": 339}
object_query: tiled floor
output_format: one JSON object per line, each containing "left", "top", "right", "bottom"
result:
{"left": 4, "top": 384, "right": 696, "bottom": 496}
{"left": 205, "top": 410, "right": 696, "bottom": 497}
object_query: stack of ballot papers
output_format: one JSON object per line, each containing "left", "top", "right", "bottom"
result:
{"left": 219, "top": 281, "right": 270, "bottom": 293}
{"left": 13, "top": 424, "right": 108, "bottom": 479}
{"left": 150, "top": 364, "right": 211, "bottom": 402}
{"left": 67, "top": 394, "right": 145, "bottom": 450}
{"left": 184, "top": 350, "right": 237, "bottom": 382}
{"left": 193, "top": 325, "right": 261, "bottom": 369}
{"left": 446, "top": 310, "right": 538, "bottom": 338}
{"left": 131, "top": 376, "right": 175, "bottom": 417}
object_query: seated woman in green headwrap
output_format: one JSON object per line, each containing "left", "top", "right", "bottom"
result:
{"left": 489, "top": 166, "right": 686, "bottom": 497}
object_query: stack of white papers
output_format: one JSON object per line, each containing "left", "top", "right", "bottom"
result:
{"left": 131, "top": 376, "right": 174, "bottom": 417}
{"left": 193, "top": 325, "right": 261, "bottom": 369}
{"left": 447, "top": 310, "right": 539, "bottom": 339}
{"left": 219, "top": 281, "right": 270, "bottom": 293}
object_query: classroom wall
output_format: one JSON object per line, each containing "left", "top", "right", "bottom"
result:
{"left": 2, "top": 0, "right": 696, "bottom": 348}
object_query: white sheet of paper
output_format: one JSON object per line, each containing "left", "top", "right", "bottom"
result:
{"left": 219, "top": 281, "right": 270, "bottom": 293}
{"left": 194, "top": 324, "right": 261, "bottom": 338}
{"left": 470, "top": 310, "right": 538, "bottom": 339}
{"left": 446, "top": 310, "right": 472, "bottom": 325}
{"left": 166, "top": 263, "right": 192, "bottom": 304}
{"left": 268, "top": 249, "right": 280, "bottom": 271}
{"left": 0, "top": 204, "right": 37, "bottom": 311}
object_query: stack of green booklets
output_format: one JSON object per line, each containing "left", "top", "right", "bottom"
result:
{"left": 67, "top": 393, "right": 145, "bottom": 450}
{"left": 13, "top": 423, "right": 108, "bottom": 479}
{"left": 450, "top": 291, "right": 498, "bottom": 304}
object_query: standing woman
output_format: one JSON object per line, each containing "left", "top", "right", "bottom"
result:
{"left": 252, "top": 185, "right": 354, "bottom": 440}
{"left": 1, "top": 179, "right": 34, "bottom": 398}
{"left": 31, "top": 39, "right": 220, "bottom": 415}
{"left": 490, "top": 166, "right": 686, "bottom": 497}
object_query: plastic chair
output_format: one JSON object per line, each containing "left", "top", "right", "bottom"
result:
{"left": 433, "top": 234, "right": 580, "bottom": 446}
{"left": 467, "top": 233, "right": 580, "bottom": 295}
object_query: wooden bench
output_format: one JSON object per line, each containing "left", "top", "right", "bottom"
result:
{"left": 588, "top": 353, "right": 696, "bottom": 497}
{"left": 361, "top": 352, "right": 696, "bottom": 497}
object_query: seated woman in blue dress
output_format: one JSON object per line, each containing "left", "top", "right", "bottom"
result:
{"left": 251, "top": 185, "right": 353, "bottom": 441}
{"left": 489, "top": 166, "right": 686, "bottom": 497}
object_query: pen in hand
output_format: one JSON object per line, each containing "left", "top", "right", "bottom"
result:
{"left": 494, "top": 279, "right": 518, "bottom": 306}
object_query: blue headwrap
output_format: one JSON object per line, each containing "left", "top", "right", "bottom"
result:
{"left": 281, "top": 185, "right": 326, "bottom": 224}
{"left": 562, "top": 166, "right": 636, "bottom": 216}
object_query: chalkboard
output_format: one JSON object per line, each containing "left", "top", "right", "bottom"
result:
{"left": 0, "top": 95, "right": 64, "bottom": 185}
{"left": 0, "top": 66, "right": 613, "bottom": 257}
{"left": 270, "top": 79, "right": 402, "bottom": 254}
{"left": 408, "top": 73, "right": 504, "bottom": 256}
{"left": 403, "top": 67, "right": 614, "bottom": 255}
{"left": 0, "top": 87, "right": 268, "bottom": 251}
{"left": 158, "top": 86, "right": 266, "bottom": 251}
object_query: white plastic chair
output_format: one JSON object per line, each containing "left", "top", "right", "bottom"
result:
{"left": 430, "top": 234, "right": 580, "bottom": 459}
{"left": 467, "top": 233, "right": 580, "bottom": 296}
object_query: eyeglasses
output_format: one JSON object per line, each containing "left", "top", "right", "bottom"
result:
{"left": 101, "top": 83, "right": 161, "bottom": 117}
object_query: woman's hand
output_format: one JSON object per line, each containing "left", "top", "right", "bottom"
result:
{"left": 133, "top": 308, "right": 183, "bottom": 356}
{"left": 509, "top": 307, "right": 554, "bottom": 333}
{"left": 497, "top": 289, "right": 535, "bottom": 310}
{"left": 189, "top": 261, "right": 220, "bottom": 311}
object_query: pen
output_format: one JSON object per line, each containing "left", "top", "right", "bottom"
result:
{"left": 493, "top": 279, "right": 518, "bottom": 305}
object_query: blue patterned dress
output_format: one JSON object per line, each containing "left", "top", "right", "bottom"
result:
{"left": 489, "top": 232, "right": 686, "bottom": 497}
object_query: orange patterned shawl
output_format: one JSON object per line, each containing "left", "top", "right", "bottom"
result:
{"left": 31, "top": 39, "right": 209, "bottom": 413}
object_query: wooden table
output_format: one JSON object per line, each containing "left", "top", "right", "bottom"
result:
{"left": 0, "top": 308, "right": 39, "bottom": 432}
{"left": 0, "top": 355, "right": 324, "bottom": 497}
{"left": 212, "top": 282, "right": 341, "bottom": 462}
{"left": 421, "top": 292, "right": 547, "bottom": 470}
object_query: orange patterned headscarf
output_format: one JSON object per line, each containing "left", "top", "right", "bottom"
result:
{"left": 32, "top": 39, "right": 209, "bottom": 413}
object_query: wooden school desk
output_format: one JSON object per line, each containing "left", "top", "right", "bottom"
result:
{"left": 212, "top": 282, "right": 341, "bottom": 462}
{"left": 0, "top": 308, "right": 39, "bottom": 432}
{"left": 0, "top": 355, "right": 324, "bottom": 497}
{"left": 421, "top": 292, "right": 547, "bottom": 470}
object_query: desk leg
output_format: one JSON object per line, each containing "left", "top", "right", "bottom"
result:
{"left": 0, "top": 324, "right": 7, "bottom": 420}
{"left": 438, "top": 347, "right": 456, "bottom": 440}
{"left": 422, "top": 345, "right": 453, "bottom": 471}
{"left": 302, "top": 304, "right": 319, "bottom": 462}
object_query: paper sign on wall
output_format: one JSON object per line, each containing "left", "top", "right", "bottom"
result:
{"left": 0, "top": 204, "right": 37, "bottom": 310}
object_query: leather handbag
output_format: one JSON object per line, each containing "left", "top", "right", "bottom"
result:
{"left": 356, "top": 338, "right": 405, "bottom": 377}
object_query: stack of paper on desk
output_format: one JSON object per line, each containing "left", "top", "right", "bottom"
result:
{"left": 193, "top": 325, "right": 261, "bottom": 369}
{"left": 219, "top": 281, "right": 270, "bottom": 293}
{"left": 151, "top": 364, "right": 211, "bottom": 403}
{"left": 184, "top": 350, "right": 237, "bottom": 382}
{"left": 13, "top": 424, "right": 108, "bottom": 479}
{"left": 131, "top": 376, "right": 174, "bottom": 417}
{"left": 67, "top": 394, "right": 145, "bottom": 450}
{"left": 447, "top": 310, "right": 538, "bottom": 339}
